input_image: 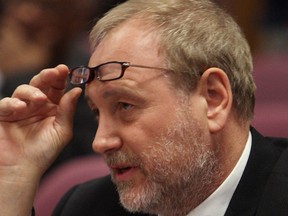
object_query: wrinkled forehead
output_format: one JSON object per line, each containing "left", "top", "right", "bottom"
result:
{"left": 84, "top": 68, "right": 172, "bottom": 110}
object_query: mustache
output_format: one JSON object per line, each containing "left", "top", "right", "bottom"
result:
{"left": 104, "top": 150, "right": 142, "bottom": 167}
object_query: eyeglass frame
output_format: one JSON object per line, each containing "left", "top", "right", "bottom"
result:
{"left": 69, "top": 61, "right": 170, "bottom": 85}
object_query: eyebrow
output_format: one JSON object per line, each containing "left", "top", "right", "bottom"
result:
{"left": 85, "top": 85, "right": 145, "bottom": 108}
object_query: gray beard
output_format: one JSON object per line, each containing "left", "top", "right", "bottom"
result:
{"left": 106, "top": 107, "right": 221, "bottom": 216}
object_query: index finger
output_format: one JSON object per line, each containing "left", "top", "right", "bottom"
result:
{"left": 29, "top": 64, "right": 69, "bottom": 104}
{"left": 29, "top": 64, "right": 69, "bottom": 91}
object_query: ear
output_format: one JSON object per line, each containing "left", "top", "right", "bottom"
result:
{"left": 199, "top": 68, "right": 233, "bottom": 133}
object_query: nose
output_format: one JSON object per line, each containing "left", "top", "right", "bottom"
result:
{"left": 92, "top": 120, "right": 122, "bottom": 154}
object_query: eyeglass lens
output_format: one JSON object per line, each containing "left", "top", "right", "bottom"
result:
{"left": 70, "top": 67, "right": 90, "bottom": 85}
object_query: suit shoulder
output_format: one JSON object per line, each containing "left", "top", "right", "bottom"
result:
{"left": 265, "top": 137, "right": 288, "bottom": 149}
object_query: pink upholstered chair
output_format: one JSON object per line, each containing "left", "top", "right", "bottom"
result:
{"left": 34, "top": 155, "right": 109, "bottom": 216}
{"left": 252, "top": 54, "right": 288, "bottom": 137}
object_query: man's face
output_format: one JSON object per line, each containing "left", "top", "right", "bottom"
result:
{"left": 86, "top": 19, "right": 219, "bottom": 215}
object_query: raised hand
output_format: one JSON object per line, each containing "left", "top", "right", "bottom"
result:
{"left": 0, "top": 64, "right": 82, "bottom": 216}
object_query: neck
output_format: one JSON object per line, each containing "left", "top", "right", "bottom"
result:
{"left": 217, "top": 117, "right": 250, "bottom": 182}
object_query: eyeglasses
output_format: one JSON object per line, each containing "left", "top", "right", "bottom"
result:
{"left": 69, "top": 61, "right": 169, "bottom": 85}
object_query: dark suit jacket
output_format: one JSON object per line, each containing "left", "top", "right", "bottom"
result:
{"left": 52, "top": 128, "right": 288, "bottom": 216}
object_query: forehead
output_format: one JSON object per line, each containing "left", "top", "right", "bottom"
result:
{"left": 89, "top": 18, "right": 164, "bottom": 67}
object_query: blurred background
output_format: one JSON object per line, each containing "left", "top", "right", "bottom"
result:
{"left": 0, "top": 0, "right": 287, "bottom": 213}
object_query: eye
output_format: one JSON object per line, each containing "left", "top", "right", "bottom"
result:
{"left": 119, "top": 102, "right": 133, "bottom": 111}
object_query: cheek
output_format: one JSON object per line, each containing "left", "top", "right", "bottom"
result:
{"left": 123, "top": 109, "right": 175, "bottom": 155}
{"left": 140, "top": 109, "right": 210, "bottom": 173}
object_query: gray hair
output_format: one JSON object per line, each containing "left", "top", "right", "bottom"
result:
{"left": 90, "top": 0, "right": 256, "bottom": 121}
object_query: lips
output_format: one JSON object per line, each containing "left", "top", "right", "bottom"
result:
{"left": 117, "top": 166, "right": 132, "bottom": 174}
{"left": 110, "top": 164, "right": 138, "bottom": 181}
{"left": 111, "top": 164, "right": 133, "bottom": 174}
{"left": 104, "top": 152, "right": 140, "bottom": 181}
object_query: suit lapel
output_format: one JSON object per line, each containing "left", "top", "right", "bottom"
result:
{"left": 225, "top": 128, "right": 282, "bottom": 216}
{"left": 255, "top": 137, "right": 288, "bottom": 216}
